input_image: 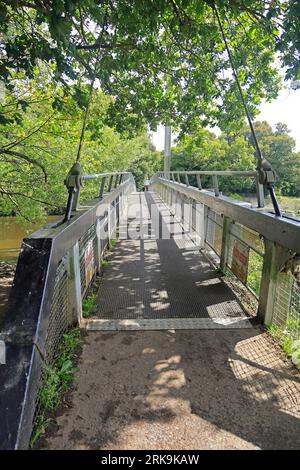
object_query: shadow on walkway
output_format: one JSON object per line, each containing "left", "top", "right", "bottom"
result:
{"left": 41, "top": 327, "right": 300, "bottom": 450}
{"left": 95, "top": 192, "right": 246, "bottom": 321}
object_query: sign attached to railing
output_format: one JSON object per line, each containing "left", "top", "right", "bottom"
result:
{"left": 84, "top": 240, "right": 95, "bottom": 286}
{"left": 231, "top": 239, "right": 249, "bottom": 284}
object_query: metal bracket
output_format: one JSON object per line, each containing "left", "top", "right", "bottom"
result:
{"left": 64, "top": 162, "right": 83, "bottom": 222}
{"left": 257, "top": 159, "right": 282, "bottom": 216}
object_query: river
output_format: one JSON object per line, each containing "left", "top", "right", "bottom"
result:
{"left": 0, "top": 215, "right": 62, "bottom": 262}
{"left": 0, "top": 215, "right": 62, "bottom": 320}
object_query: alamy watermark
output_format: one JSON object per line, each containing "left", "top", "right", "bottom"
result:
{"left": 96, "top": 199, "right": 203, "bottom": 241}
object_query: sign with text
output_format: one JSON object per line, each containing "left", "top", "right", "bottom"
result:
{"left": 231, "top": 239, "right": 249, "bottom": 284}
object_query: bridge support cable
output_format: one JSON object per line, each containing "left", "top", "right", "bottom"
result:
{"left": 64, "top": 15, "right": 108, "bottom": 222}
{"left": 212, "top": 2, "right": 282, "bottom": 217}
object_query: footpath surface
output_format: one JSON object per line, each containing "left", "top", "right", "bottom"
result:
{"left": 41, "top": 328, "right": 300, "bottom": 450}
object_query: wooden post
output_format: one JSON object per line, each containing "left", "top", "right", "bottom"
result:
{"left": 220, "top": 216, "right": 232, "bottom": 273}
{"left": 199, "top": 204, "right": 208, "bottom": 249}
{"left": 258, "top": 240, "right": 291, "bottom": 325}
{"left": 68, "top": 242, "right": 82, "bottom": 324}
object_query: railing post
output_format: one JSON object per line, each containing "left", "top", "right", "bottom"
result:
{"left": 185, "top": 174, "right": 189, "bottom": 186}
{"left": 212, "top": 175, "right": 219, "bottom": 196}
{"left": 258, "top": 240, "right": 291, "bottom": 325}
{"left": 68, "top": 242, "right": 82, "bottom": 324}
{"left": 95, "top": 216, "right": 102, "bottom": 272}
{"left": 99, "top": 176, "right": 106, "bottom": 198}
{"left": 220, "top": 216, "right": 232, "bottom": 273}
{"left": 189, "top": 198, "right": 193, "bottom": 232}
{"left": 196, "top": 174, "right": 202, "bottom": 190}
{"left": 256, "top": 175, "right": 265, "bottom": 208}
{"left": 177, "top": 173, "right": 181, "bottom": 183}
{"left": 199, "top": 203, "right": 208, "bottom": 249}
{"left": 108, "top": 175, "right": 114, "bottom": 192}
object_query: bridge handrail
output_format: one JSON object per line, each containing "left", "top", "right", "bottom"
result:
{"left": 152, "top": 170, "right": 264, "bottom": 207}
{"left": 65, "top": 171, "right": 133, "bottom": 222}
{"left": 150, "top": 175, "right": 300, "bottom": 336}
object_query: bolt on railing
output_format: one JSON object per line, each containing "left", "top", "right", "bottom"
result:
{"left": 155, "top": 170, "right": 264, "bottom": 209}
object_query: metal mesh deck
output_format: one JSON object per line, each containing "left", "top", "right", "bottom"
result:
{"left": 90, "top": 192, "right": 251, "bottom": 329}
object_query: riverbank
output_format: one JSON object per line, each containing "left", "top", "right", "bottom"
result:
{"left": 0, "top": 261, "right": 16, "bottom": 324}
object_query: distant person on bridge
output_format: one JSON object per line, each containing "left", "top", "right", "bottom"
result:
{"left": 144, "top": 177, "right": 150, "bottom": 191}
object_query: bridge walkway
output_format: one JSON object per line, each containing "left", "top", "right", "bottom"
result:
{"left": 86, "top": 191, "right": 251, "bottom": 331}
{"left": 39, "top": 191, "right": 300, "bottom": 450}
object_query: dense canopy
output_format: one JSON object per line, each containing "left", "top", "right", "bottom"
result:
{"left": 1, "top": 1, "right": 299, "bottom": 133}
{"left": 0, "top": 1, "right": 299, "bottom": 220}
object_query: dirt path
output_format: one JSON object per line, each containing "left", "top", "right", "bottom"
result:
{"left": 41, "top": 328, "right": 300, "bottom": 450}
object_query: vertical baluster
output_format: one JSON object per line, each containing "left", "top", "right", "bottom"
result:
{"left": 212, "top": 175, "right": 219, "bottom": 196}
{"left": 196, "top": 174, "right": 202, "bottom": 190}
{"left": 99, "top": 176, "right": 106, "bottom": 198}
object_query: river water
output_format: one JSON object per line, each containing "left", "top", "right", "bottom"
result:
{"left": 0, "top": 215, "right": 62, "bottom": 319}
{"left": 0, "top": 215, "right": 62, "bottom": 261}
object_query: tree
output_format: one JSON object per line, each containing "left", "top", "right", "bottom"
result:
{"left": 0, "top": 77, "right": 159, "bottom": 220}
{"left": 1, "top": 1, "right": 298, "bottom": 136}
{"left": 1, "top": 1, "right": 299, "bottom": 218}
{"left": 173, "top": 121, "right": 300, "bottom": 197}
{"left": 241, "top": 121, "right": 300, "bottom": 196}
{"left": 172, "top": 127, "right": 256, "bottom": 194}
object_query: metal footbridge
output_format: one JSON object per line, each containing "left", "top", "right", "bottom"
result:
{"left": 0, "top": 170, "right": 300, "bottom": 449}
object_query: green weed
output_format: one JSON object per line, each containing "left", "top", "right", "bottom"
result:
{"left": 110, "top": 239, "right": 117, "bottom": 248}
{"left": 30, "top": 328, "right": 81, "bottom": 447}
{"left": 267, "top": 322, "right": 300, "bottom": 357}
{"left": 82, "top": 291, "right": 97, "bottom": 318}
{"left": 30, "top": 416, "right": 50, "bottom": 449}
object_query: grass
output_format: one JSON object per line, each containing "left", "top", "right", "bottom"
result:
{"left": 30, "top": 328, "right": 81, "bottom": 448}
{"left": 267, "top": 318, "right": 300, "bottom": 357}
{"left": 82, "top": 290, "right": 97, "bottom": 318}
{"left": 267, "top": 324, "right": 295, "bottom": 356}
{"left": 277, "top": 196, "right": 300, "bottom": 217}
{"left": 110, "top": 238, "right": 117, "bottom": 248}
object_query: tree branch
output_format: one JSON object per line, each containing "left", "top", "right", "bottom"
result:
{"left": 1, "top": 113, "right": 54, "bottom": 151}
{"left": 0, "top": 149, "right": 48, "bottom": 181}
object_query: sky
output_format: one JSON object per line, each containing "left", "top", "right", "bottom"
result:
{"left": 152, "top": 87, "right": 300, "bottom": 152}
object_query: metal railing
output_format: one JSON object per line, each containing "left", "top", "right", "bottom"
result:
{"left": 0, "top": 173, "right": 136, "bottom": 449}
{"left": 154, "top": 170, "right": 265, "bottom": 208}
{"left": 65, "top": 171, "right": 132, "bottom": 222}
{"left": 150, "top": 173, "right": 300, "bottom": 341}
